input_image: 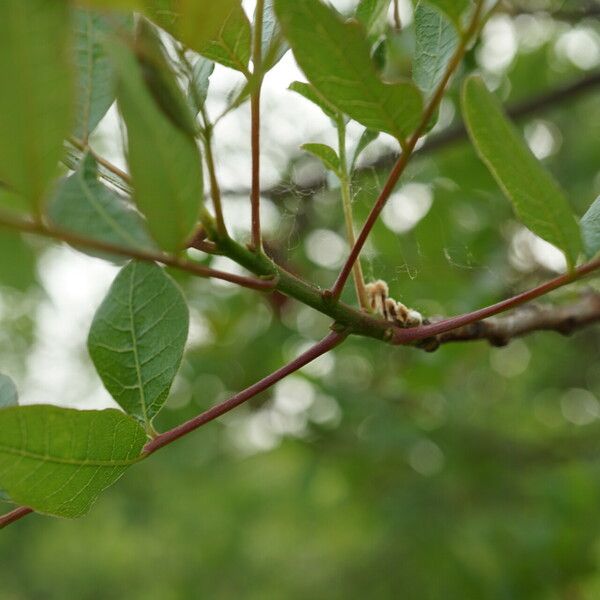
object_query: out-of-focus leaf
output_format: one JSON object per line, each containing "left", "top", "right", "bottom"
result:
{"left": 188, "top": 56, "right": 215, "bottom": 114}
{"left": 301, "top": 143, "right": 341, "bottom": 175}
{"left": 413, "top": 1, "right": 458, "bottom": 97}
{"left": 77, "top": 0, "right": 140, "bottom": 7}
{"left": 425, "top": 0, "right": 471, "bottom": 26}
{"left": 351, "top": 129, "right": 380, "bottom": 170}
{"left": 0, "top": 187, "right": 30, "bottom": 217}
{"left": 356, "top": 0, "right": 392, "bottom": 39}
{"left": 108, "top": 39, "right": 204, "bottom": 251}
{"left": 144, "top": 0, "right": 245, "bottom": 67}
{"left": 48, "top": 153, "right": 156, "bottom": 262}
{"left": 0, "top": 375, "right": 18, "bottom": 408}
{"left": 462, "top": 76, "right": 582, "bottom": 267}
{"left": 73, "top": 10, "right": 133, "bottom": 141}
{"left": 288, "top": 81, "right": 340, "bottom": 121}
{"left": 195, "top": 5, "right": 251, "bottom": 73}
{"left": 0, "top": 0, "right": 71, "bottom": 211}
{"left": 581, "top": 196, "right": 600, "bottom": 258}
{"left": 276, "top": 0, "right": 423, "bottom": 140}
{"left": 0, "top": 231, "right": 37, "bottom": 291}
{"left": 0, "top": 406, "right": 146, "bottom": 518}
{"left": 136, "top": 19, "right": 199, "bottom": 137}
{"left": 88, "top": 261, "right": 189, "bottom": 429}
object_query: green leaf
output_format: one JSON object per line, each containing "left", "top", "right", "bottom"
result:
{"left": 0, "top": 375, "right": 18, "bottom": 408}
{"left": 0, "top": 406, "right": 146, "bottom": 518}
{"left": 188, "top": 56, "right": 215, "bottom": 114}
{"left": 196, "top": 5, "right": 251, "bottom": 73}
{"left": 73, "top": 9, "right": 133, "bottom": 142}
{"left": 145, "top": 1, "right": 249, "bottom": 72}
{"left": 424, "top": 0, "right": 471, "bottom": 26}
{"left": 0, "top": 186, "right": 30, "bottom": 217}
{"left": 108, "top": 39, "right": 204, "bottom": 251}
{"left": 301, "top": 143, "right": 341, "bottom": 175}
{"left": 88, "top": 261, "right": 189, "bottom": 429}
{"left": 462, "top": 76, "right": 582, "bottom": 267}
{"left": 581, "top": 196, "right": 600, "bottom": 258}
{"left": 351, "top": 128, "right": 380, "bottom": 170}
{"left": 48, "top": 153, "right": 156, "bottom": 263}
{"left": 260, "top": 0, "right": 288, "bottom": 71}
{"left": 276, "top": 0, "right": 423, "bottom": 140}
{"left": 413, "top": 1, "right": 459, "bottom": 97}
{"left": 356, "top": 0, "right": 392, "bottom": 39}
{"left": 136, "top": 19, "right": 199, "bottom": 138}
{"left": 78, "top": 0, "right": 140, "bottom": 7}
{"left": 289, "top": 81, "right": 339, "bottom": 121}
{"left": 0, "top": 231, "right": 37, "bottom": 291}
{"left": 0, "top": 0, "right": 72, "bottom": 211}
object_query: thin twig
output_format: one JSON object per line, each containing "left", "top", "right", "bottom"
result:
{"left": 337, "top": 119, "right": 370, "bottom": 310}
{"left": 0, "top": 506, "right": 33, "bottom": 530}
{"left": 144, "top": 329, "right": 347, "bottom": 453}
{"left": 329, "top": 1, "right": 486, "bottom": 301}
{"left": 250, "top": 0, "right": 265, "bottom": 251}
{"left": 393, "top": 0, "right": 402, "bottom": 30}
{"left": 200, "top": 111, "right": 227, "bottom": 236}
{"left": 68, "top": 136, "right": 131, "bottom": 185}
{"left": 2, "top": 331, "right": 347, "bottom": 529}
{"left": 0, "top": 211, "right": 276, "bottom": 292}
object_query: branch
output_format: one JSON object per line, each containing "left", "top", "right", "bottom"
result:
{"left": 144, "top": 329, "right": 347, "bottom": 454}
{"left": 392, "top": 256, "right": 600, "bottom": 345}
{"left": 329, "top": 1, "right": 486, "bottom": 301}
{"left": 0, "top": 506, "right": 33, "bottom": 530}
{"left": 1, "top": 330, "right": 347, "bottom": 529}
{"left": 418, "top": 292, "right": 600, "bottom": 351}
{"left": 0, "top": 211, "right": 275, "bottom": 292}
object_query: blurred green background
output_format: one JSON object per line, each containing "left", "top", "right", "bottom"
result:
{"left": 2, "top": 1, "right": 600, "bottom": 598}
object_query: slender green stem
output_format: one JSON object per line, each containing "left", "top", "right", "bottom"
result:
{"left": 250, "top": 0, "right": 265, "bottom": 251}
{"left": 199, "top": 110, "right": 227, "bottom": 236}
{"left": 337, "top": 119, "right": 370, "bottom": 310}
